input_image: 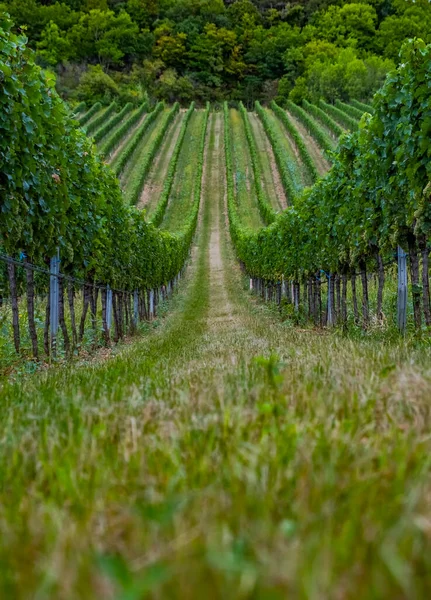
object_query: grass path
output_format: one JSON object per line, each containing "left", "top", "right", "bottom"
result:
{"left": 160, "top": 110, "right": 205, "bottom": 232}
{"left": 138, "top": 111, "right": 186, "bottom": 216}
{"left": 286, "top": 110, "right": 331, "bottom": 176}
{"left": 229, "top": 109, "right": 264, "bottom": 229}
{"left": 2, "top": 114, "right": 431, "bottom": 598}
{"left": 262, "top": 108, "right": 307, "bottom": 189}
{"left": 247, "top": 113, "right": 287, "bottom": 211}
{"left": 107, "top": 112, "right": 148, "bottom": 165}
{"left": 120, "top": 109, "right": 170, "bottom": 192}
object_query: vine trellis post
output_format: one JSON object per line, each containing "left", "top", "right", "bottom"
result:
{"left": 133, "top": 290, "right": 139, "bottom": 328}
{"left": 106, "top": 285, "right": 113, "bottom": 331}
{"left": 397, "top": 246, "right": 408, "bottom": 333}
{"left": 49, "top": 251, "right": 60, "bottom": 357}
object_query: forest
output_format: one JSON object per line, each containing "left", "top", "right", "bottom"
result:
{"left": 2, "top": 0, "right": 430, "bottom": 105}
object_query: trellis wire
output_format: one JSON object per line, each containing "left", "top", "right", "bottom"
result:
{"left": 0, "top": 252, "right": 185, "bottom": 360}
{"left": 247, "top": 247, "right": 421, "bottom": 333}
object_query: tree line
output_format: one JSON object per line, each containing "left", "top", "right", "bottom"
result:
{"left": 2, "top": 0, "right": 431, "bottom": 105}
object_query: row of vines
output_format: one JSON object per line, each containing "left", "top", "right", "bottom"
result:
{"left": 0, "top": 15, "right": 207, "bottom": 361}
{"left": 225, "top": 39, "right": 431, "bottom": 329}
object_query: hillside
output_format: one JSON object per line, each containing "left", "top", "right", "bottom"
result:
{"left": 3, "top": 0, "right": 431, "bottom": 104}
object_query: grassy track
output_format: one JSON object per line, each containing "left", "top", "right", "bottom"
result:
{"left": 107, "top": 111, "right": 148, "bottom": 165}
{"left": 229, "top": 109, "right": 264, "bottom": 229}
{"left": 2, "top": 109, "right": 431, "bottom": 599}
{"left": 247, "top": 113, "right": 287, "bottom": 211}
{"left": 262, "top": 108, "right": 306, "bottom": 189}
{"left": 120, "top": 109, "right": 169, "bottom": 191}
{"left": 160, "top": 110, "right": 205, "bottom": 232}
{"left": 83, "top": 106, "right": 107, "bottom": 130}
{"left": 138, "top": 111, "right": 185, "bottom": 216}
{"left": 303, "top": 101, "right": 345, "bottom": 139}
{"left": 285, "top": 109, "right": 331, "bottom": 176}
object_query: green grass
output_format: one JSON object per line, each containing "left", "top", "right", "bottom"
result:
{"left": 1, "top": 124, "right": 431, "bottom": 597}
{"left": 319, "top": 99, "right": 358, "bottom": 131}
{"left": 303, "top": 100, "right": 345, "bottom": 138}
{"left": 160, "top": 110, "right": 206, "bottom": 232}
{"left": 286, "top": 101, "right": 336, "bottom": 156}
{"left": 351, "top": 99, "right": 374, "bottom": 113}
{"left": 259, "top": 106, "right": 306, "bottom": 191}
{"left": 246, "top": 112, "right": 287, "bottom": 212}
{"left": 229, "top": 108, "right": 265, "bottom": 230}
{"left": 119, "top": 108, "right": 167, "bottom": 185}
{"left": 123, "top": 105, "right": 179, "bottom": 205}
{"left": 3, "top": 107, "right": 431, "bottom": 599}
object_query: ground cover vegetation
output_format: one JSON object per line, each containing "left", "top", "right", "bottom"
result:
{"left": 1, "top": 0, "right": 429, "bottom": 106}
{"left": 3, "top": 7, "right": 431, "bottom": 598}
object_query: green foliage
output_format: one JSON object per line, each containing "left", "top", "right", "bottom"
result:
{"left": 36, "top": 20, "right": 73, "bottom": 66}
{"left": 303, "top": 100, "right": 344, "bottom": 138}
{"left": 126, "top": 103, "right": 180, "bottom": 206}
{"left": 270, "top": 101, "right": 319, "bottom": 184}
{"left": 84, "top": 100, "right": 117, "bottom": 136}
{"left": 286, "top": 45, "right": 394, "bottom": 106}
{"left": 67, "top": 9, "right": 139, "bottom": 67}
{"left": 4, "top": 0, "right": 420, "bottom": 104}
{"left": 319, "top": 99, "right": 359, "bottom": 131}
{"left": 111, "top": 102, "right": 164, "bottom": 177}
{"left": 77, "top": 101, "right": 102, "bottom": 126}
{"left": 225, "top": 39, "right": 431, "bottom": 287}
{"left": 93, "top": 102, "right": 133, "bottom": 144}
{"left": 99, "top": 101, "right": 148, "bottom": 157}
{"left": 255, "top": 101, "right": 301, "bottom": 202}
{"left": 76, "top": 65, "right": 119, "bottom": 105}
{"left": 335, "top": 99, "right": 364, "bottom": 120}
{"left": 0, "top": 14, "right": 203, "bottom": 293}
{"left": 351, "top": 99, "right": 373, "bottom": 113}
{"left": 312, "top": 3, "right": 377, "bottom": 51}
{"left": 239, "top": 102, "right": 276, "bottom": 225}
{"left": 286, "top": 101, "right": 335, "bottom": 155}
{"left": 151, "top": 103, "right": 195, "bottom": 227}
{"left": 73, "top": 101, "right": 86, "bottom": 115}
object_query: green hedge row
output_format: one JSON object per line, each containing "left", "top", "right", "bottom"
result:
{"left": 112, "top": 102, "right": 164, "bottom": 177}
{"left": 78, "top": 102, "right": 101, "bottom": 126}
{"left": 99, "top": 102, "right": 148, "bottom": 157}
{"left": 239, "top": 102, "right": 276, "bottom": 225}
{"left": 255, "top": 101, "right": 302, "bottom": 203}
{"left": 351, "top": 99, "right": 374, "bottom": 113}
{"left": 302, "top": 101, "right": 344, "bottom": 138}
{"left": 126, "top": 103, "right": 180, "bottom": 206}
{"left": 93, "top": 103, "right": 133, "bottom": 143}
{"left": 319, "top": 100, "right": 358, "bottom": 131}
{"left": 271, "top": 101, "right": 319, "bottom": 184}
{"left": 151, "top": 103, "right": 195, "bottom": 227}
{"left": 286, "top": 101, "right": 335, "bottom": 155}
{"left": 73, "top": 101, "right": 86, "bottom": 115}
{"left": 335, "top": 99, "right": 364, "bottom": 120}
{"left": 85, "top": 101, "right": 117, "bottom": 136}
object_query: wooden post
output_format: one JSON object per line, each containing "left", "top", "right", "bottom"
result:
{"left": 397, "top": 246, "right": 408, "bottom": 333}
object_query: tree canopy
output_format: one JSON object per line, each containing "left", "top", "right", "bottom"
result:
{"left": 1, "top": 0, "right": 431, "bottom": 104}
